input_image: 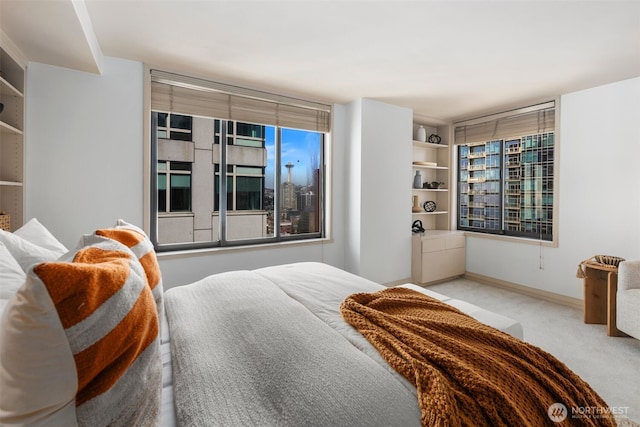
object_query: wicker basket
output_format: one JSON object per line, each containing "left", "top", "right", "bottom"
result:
{"left": 593, "top": 255, "right": 625, "bottom": 267}
{"left": 0, "top": 213, "right": 10, "bottom": 231}
{"left": 576, "top": 254, "right": 626, "bottom": 278}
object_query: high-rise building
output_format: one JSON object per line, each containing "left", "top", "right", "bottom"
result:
{"left": 156, "top": 114, "right": 268, "bottom": 244}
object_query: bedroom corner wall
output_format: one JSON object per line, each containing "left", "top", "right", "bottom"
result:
{"left": 344, "top": 98, "right": 413, "bottom": 284}
{"left": 465, "top": 77, "right": 640, "bottom": 300}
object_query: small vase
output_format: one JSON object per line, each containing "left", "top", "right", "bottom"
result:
{"left": 416, "top": 125, "right": 427, "bottom": 142}
{"left": 413, "top": 170, "right": 423, "bottom": 189}
{"left": 412, "top": 195, "right": 422, "bottom": 213}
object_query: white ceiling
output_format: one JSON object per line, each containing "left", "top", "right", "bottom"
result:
{"left": 2, "top": 0, "right": 639, "bottom": 123}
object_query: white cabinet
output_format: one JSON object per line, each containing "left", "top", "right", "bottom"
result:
{"left": 411, "top": 231, "right": 465, "bottom": 284}
{"left": 0, "top": 43, "right": 25, "bottom": 231}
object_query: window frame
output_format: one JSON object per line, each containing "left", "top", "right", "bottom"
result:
{"left": 453, "top": 100, "right": 559, "bottom": 246}
{"left": 149, "top": 113, "right": 327, "bottom": 252}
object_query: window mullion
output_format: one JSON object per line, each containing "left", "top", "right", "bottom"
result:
{"left": 150, "top": 112, "right": 160, "bottom": 246}
{"left": 274, "top": 127, "right": 281, "bottom": 239}
{"left": 219, "top": 121, "right": 228, "bottom": 245}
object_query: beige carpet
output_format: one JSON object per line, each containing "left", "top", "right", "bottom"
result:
{"left": 427, "top": 277, "right": 640, "bottom": 424}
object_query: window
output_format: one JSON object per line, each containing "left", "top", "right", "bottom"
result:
{"left": 157, "top": 113, "right": 192, "bottom": 141}
{"left": 214, "top": 164, "right": 264, "bottom": 211}
{"left": 455, "top": 102, "right": 556, "bottom": 242}
{"left": 158, "top": 161, "right": 192, "bottom": 212}
{"left": 149, "top": 70, "right": 330, "bottom": 250}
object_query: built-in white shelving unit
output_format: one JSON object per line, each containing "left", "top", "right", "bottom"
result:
{"left": 411, "top": 122, "right": 466, "bottom": 284}
{"left": 411, "top": 125, "right": 451, "bottom": 231}
{"left": 0, "top": 42, "right": 26, "bottom": 231}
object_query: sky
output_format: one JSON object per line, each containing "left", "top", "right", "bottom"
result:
{"left": 264, "top": 127, "right": 321, "bottom": 189}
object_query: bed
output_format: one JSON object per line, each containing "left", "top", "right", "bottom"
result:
{"left": 159, "top": 261, "right": 527, "bottom": 427}
{"left": 0, "top": 219, "right": 615, "bottom": 426}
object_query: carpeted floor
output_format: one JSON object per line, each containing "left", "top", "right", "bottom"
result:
{"left": 426, "top": 277, "right": 640, "bottom": 424}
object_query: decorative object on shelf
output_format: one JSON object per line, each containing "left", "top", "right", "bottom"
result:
{"left": 412, "top": 196, "right": 422, "bottom": 213}
{"left": 413, "top": 170, "right": 423, "bottom": 189}
{"left": 0, "top": 102, "right": 4, "bottom": 114}
{"left": 412, "top": 219, "right": 425, "bottom": 234}
{"left": 423, "top": 201, "right": 437, "bottom": 212}
{"left": 428, "top": 134, "right": 441, "bottom": 144}
{"left": 424, "top": 181, "right": 445, "bottom": 189}
{"left": 0, "top": 212, "right": 10, "bottom": 231}
{"left": 416, "top": 125, "right": 427, "bottom": 142}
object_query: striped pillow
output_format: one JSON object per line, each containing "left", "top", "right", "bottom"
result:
{"left": 96, "top": 220, "right": 163, "bottom": 320}
{"left": 0, "top": 236, "right": 161, "bottom": 426}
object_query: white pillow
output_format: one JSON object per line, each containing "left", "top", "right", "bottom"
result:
{"left": 95, "top": 219, "right": 164, "bottom": 320}
{"left": 0, "top": 235, "right": 161, "bottom": 426}
{"left": 0, "top": 230, "right": 65, "bottom": 272}
{"left": 14, "top": 218, "right": 67, "bottom": 255}
{"left": 0, "top": 242, "right": 26, "bottom": 299}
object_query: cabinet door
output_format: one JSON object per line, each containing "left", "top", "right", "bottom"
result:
{"left": 445, "top": 235, "right": 464, "bottom": 249}
{"left": 420, "top": 248, "right": 465, "bottom": 283}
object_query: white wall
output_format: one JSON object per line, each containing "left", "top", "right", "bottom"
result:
{"left": 344, "top": 100, "right": 362, "bottom": 277}
{"left": 25, "top": 57, "right": 347, "bottom": 287}
{"left": 25, "top": 56, "right": 639, "bottom": 294}
{"left": 344, "top": 98, "right": 413, "bottom": 284}
{"left": 466, "top": 77, "right": 640, "bottom": 299}
{"left": 26, "top": 58, "right": 145, "bottom": 246}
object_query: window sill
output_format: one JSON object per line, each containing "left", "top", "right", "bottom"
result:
{"left": 461, "top": 230, "right": 558, "bottom": 248}
{"left": 156, "top": 236, "right": 333, "bottom": 259}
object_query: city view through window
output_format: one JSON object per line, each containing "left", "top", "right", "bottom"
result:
{"left": 457, "top": 132, "right": 554, "bottom": 241}
{"left": 153, "top": 112, "right": 324, "bottom": 247}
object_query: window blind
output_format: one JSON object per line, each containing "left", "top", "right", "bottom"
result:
{"left": 150, "top": 70, "right": 331, "bottom": 133}
{"left": 454, "top": 101, "right": 555, "bottom": 144}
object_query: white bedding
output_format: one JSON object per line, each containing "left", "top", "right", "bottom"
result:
{"left": 159, "top": 262, "right": 523, "bottom": 427}
{"left": 160, "top": 312, "right": 177, "bottom": 427}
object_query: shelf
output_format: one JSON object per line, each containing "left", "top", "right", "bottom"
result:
{"left": 413, "top": 164, "right": 448, "bottom": 170}
{"left": 0, "top": 181, "right": 23, "bottom": 187}
{"left": 0, "top": 77, "right": 24, "bottom": 98}
{"left": 0, "top": 120, "right": 23, "bottom": 135}
{"left": 413, "top": 140, "right": 449, "bottom": 149}
{"left": 413, "top": 188, "right": 448, "bottom": 192}
{"left": 412, "top": 211, "right": 448, "bottom": 216}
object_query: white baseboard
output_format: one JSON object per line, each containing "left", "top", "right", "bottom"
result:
{"left": 463, "top": 272, "right": 583, "bottom": 310}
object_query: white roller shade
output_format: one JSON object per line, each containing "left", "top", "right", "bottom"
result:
{"left": 454, "top": 101, "right": 555, "bottom": 144}
{"left": 150, "top": 70, "right": 331, "bottom": 133}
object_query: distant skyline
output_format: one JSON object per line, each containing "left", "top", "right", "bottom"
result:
{"left": 264, "top": 127, "right": 321, "bottom": 189}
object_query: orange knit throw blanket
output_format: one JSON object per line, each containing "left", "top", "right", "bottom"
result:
{"left": 340, "top": 288, "right": 615, "bottom": 427}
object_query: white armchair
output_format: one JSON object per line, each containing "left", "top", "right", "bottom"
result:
{"left": 617, "top": 260, "right": 640, "bottom": 340}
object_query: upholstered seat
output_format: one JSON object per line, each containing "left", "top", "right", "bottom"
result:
{"left": 617, "top": 260, "right": 640, "bottom": 340}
